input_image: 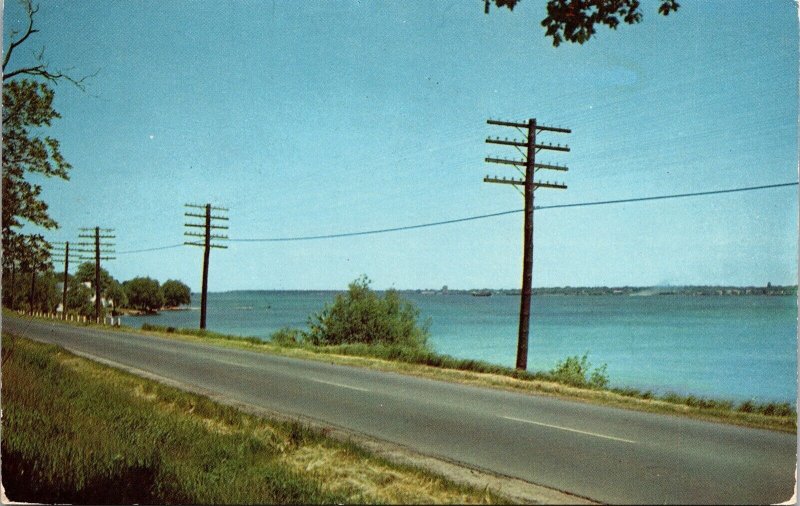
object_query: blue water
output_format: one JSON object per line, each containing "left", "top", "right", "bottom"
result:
{"left": 132, "top": 292, "right": 798, "bottom": 403}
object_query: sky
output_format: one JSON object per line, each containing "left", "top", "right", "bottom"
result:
{"left": 3, "top": 0, "right": 798, "bottom": 291}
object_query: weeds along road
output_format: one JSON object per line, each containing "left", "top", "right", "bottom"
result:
{"left": 4, "top": 315, "right": 796, "bottom": 504}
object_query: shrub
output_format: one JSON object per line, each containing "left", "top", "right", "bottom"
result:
{"left": 271, "top": 327, "right": 302, "bottom": 346}
{"left": 305, "top": 275, "right": 430, "bottom": 350}
{"left": 760, "top": 402, "right": 794, "bottom": 417}
{"left": 549, "top": 352, "right": 609, "bottom": 389}
{"left": 738, "top": 400, "right": 756, "bottom": 413}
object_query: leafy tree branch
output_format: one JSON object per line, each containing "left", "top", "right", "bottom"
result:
{"left": 490, "top": 0, "right": 680, "bottom": 46}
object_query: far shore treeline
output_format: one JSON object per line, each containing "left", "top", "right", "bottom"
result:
{"left": 200, "top": 284, "right": 797, "bottom": 297}
{"left": 1, "top": 261, "right": 191, "bottom": 318}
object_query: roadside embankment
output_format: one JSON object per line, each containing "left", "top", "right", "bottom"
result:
{"left": 6, "top": 311, "right": 795, "bottom": 434}
{"left": 1, "top": 334, "right": 517, "bottom": 504}
{"left": 140, "top": 322, "right": 797, "bottom": 434}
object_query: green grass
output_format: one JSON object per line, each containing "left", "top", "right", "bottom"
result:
{"left": 140, "top": 321, "right": 797, "bottom": 429}
{"left": 1, "top": 333, "right": 507, "bottom": 504}
{"left": 11, "top": 312, "right": 797, "bottom": 433}
{"left": 140, "top": 322, "right": 797, "bottom": 429}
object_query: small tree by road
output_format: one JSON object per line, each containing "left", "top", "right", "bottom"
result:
{"left": 66, "top": 279, "right": 95, "bottom": 317}
{"left": 105, "top": 280, "right": 127, "bottom": 315}
{"left": 74, "top": 262, "right": 114, "bottom": 293}
{"left": 123, "top": 277, "right": 164, "bottom": 313}
{"left": 162, "top": 279, "right": 191, "bottom": 308}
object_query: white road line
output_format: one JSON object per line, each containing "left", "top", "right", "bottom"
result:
{"left": 213, "top": 358, "right": 251, "bottom": 368}
{"left": 310, "top": 378, "right": 370, "bottom": 392}
{"left": 501, "top": 415, "right": 637, "bottom": 444}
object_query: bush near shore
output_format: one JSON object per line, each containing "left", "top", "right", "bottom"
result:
{"left": 1, "top": 334, "right": 504, "bottom": 504}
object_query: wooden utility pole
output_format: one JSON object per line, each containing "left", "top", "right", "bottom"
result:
{"left": 484, "top": 118, "right": 571, "bottom": 370}
{"left": 50, "top": 241, "right": 70, "bottom": 319}
{"left": 8, "top": 258, "right": 17, "bottom": 309}
{"left": 28, "top": 266, "right": 36, "bottom": 314}
{"left": 4, "top": 239, "right": 19, "bottom": 309}
{"left": 23, "top": 235, "right": 51, "bottom": 315}
{"left": 185, "top": 204, "right": 228, "bottom": 329}
{"left": 76, "top": 227, "right": 116, "bottom": 322}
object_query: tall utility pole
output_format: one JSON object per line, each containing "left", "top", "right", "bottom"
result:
{"left": 76, "top": 227, "right": 116, "bottom": 322}
{"left": 50, "top": 241, "right": 70, "bottom": 319}
{"left": 485, "top": 118, "right": 571, "bottom": 370}
{"left": 184, "top": 204, "right": 228, "bottom": 330}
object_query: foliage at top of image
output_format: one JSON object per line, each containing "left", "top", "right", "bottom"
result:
{"left": 305, "top": 275, "right": 431, "bottom": 350}
{"left": 490, "top": 0, "right": 680, "bottom": 46}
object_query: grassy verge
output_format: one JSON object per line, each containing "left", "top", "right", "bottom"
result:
{"left": 7, "top": 312, "right": 795, "bottom": 433}
{"left": 1, "top": 333, "right": 508, "bottom": 504}
{"left": 138, "top": 323, "right": 797, "bottom": 433}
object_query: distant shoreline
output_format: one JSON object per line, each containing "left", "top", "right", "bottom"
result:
{"left": 119, "top": 306, "right": 192, "bottom": 317}
{"left": 199, "top": 285, "right": 797, "bottom": 297}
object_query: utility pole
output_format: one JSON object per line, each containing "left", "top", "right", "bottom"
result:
{"left": 184, "top": 204, "right": 228, "bottom": 329}
{"left": 21, "top": 235, "right": 51, "bottom": 315}
{"left": 4, "top": 236, "right": 21, "bottom": 309}
{"left": 485, "top": 118, "right": 571, "bottom": 370}
{"left": 76, "top": 227, "right": 115, "bottom": 322}
{"left": 50, "top": 241, "right": 70, "bottom": 319}
{"left": 25, "top": 237, "right": 51, "bottom": 315}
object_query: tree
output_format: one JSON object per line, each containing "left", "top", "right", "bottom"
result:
{"left": 2, "top": 79, "right": 70, "bottom": 242}
{"left": 162, "top": 279, "right": 191, "bottom": 308}
{"left": 66, "top": 278, "right": 95, "bottom": 317}
{"left": 2, "top": 0, "right": 94, "bottom": 300}
{"left": 306, "top": 275, "right": 430, "bottom": 349}
{"left": 74, "top": 262, "right": 115, "bottom": 294}
{"left": 2, "top": 234, "right": 26, "bottom": 308}
{"left": 490, "top": 0, "right": 680, "bottom": 47}
{"left": 123, "top": 277, "right": 164, "bottom": 313}
{"left": 105, "top": 280, "right": 128, "bottom": 315}
{"left": 28, "top": 269, "right": 60, "bottom": 313}
{"left": 2, "top": 1, "right": 95, "bottom": 296}
{"left": 16, "top": 234, "right": 52, "bottom": 313}
{"left": 3, "top": 0, "right": 93, "bottom": 87}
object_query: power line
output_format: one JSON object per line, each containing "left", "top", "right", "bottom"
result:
{"left": 111, "top": 181, "right": 797, "bottom": 252}
{"left": 230, "top": 208, "right": 525, "bottom": 242}
{"left": 536, "top": 182, "right": 798, "bottom": 210}
{"left": 117, "top": 243, "right": 184, "bottom": 255}
{"left": 231, "top": 181, "right": 798, "bottom": 243}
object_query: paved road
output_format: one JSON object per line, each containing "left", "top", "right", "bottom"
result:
{"left": 4, "top": 315, "right": 796, "bottom": 504}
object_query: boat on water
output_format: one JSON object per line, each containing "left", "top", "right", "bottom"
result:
{"left": 471, "top": 290, "right": 492, "bottom": 297}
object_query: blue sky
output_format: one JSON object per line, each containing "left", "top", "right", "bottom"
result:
{"left": 4, "top": 0, "right": 798, "bottom": 291}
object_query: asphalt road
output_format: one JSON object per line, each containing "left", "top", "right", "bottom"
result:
{"left": 4, "top": 315, "right": 796, "bottom": 504}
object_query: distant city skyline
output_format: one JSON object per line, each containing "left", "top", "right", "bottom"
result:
{"left": 4, "top": 0, "right": 797, "bottom": 291}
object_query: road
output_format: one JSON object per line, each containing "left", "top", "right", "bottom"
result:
{"left": 3, "top": 315, "right": 796, "bottom": 504}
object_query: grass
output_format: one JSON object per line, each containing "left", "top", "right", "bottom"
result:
{"left": 1, "top": 333, "right": 509, "bottom": 504}
{"left": 139, "top": 322, "right": 797, "bottom": 433}
{"left": 10, "top": 312, "right": 797, "bottom": 433}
